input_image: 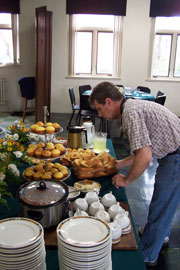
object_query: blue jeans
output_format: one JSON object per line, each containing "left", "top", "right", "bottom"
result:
{"left": 140, "top": 147, "right": 180, "bottom": 262}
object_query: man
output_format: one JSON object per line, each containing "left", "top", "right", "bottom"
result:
{"left": 89, "top": 82, "right": 180, "bottom": 268}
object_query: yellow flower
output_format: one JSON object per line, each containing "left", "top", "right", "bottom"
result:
{"left": 0, "top": 144, "right": 2, "bottom": 149}
{"left": 7, "top": 147, "right": 12, "bottom": 151}
{"left": 7, "top": 141, "right": 13, "bottom": 146}
{"left": 8, "top": 126, "right": 13, "bottom": 130}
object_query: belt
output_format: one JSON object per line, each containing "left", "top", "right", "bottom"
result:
{"left": 167, "top": 148, "right": 180, "bottom": 156}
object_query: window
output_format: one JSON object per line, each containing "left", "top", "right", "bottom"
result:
{"left": 151, "top": 17, "right": 180, "bottom": 78}
{"left": 0, "top": 13, "right": 19, "bottom": 66}
{"left": 69, "top": 14, "right": 122, "bottom": 77}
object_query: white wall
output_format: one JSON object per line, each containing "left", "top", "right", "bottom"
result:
{"left": 0, "top": 0, "right": 180, "bottom": 115}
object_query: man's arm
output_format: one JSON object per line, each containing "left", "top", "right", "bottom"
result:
{"left": 116, "top": 155, "right": 135, "bottom": 168}
{"left": 112, "top": 146, "right": 152, "bottom": 188}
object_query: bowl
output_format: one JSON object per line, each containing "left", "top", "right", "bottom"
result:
{"left": 108, "top": 203, "right": 124, "bottom": 219}
{"left": 95, "top": 210, "right": 111, "bottom": 223}
{"left": 84, "top": 191, "right": 99, "bottom": 205}
{"left": 73, "top": 198, "right": 88, "bottom": 212}
{"left": 101, "top": 191, "right": 116, "bottom": 208}
{"left": 89, "top": 201, "right": 105, "bottom": 216}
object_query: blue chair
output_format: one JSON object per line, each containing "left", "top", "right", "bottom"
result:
{"left": 18, "top": 77, "right": 35, "bottom": 122}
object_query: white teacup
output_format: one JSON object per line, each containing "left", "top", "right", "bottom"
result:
{"left": 101, "top": 192, "right": 116, "bottom": 208}
{"left": 84, "top": 191, "right": 99, "bottom": 205}
{"left": 73, "top": 208, "right": 89, "bottom": 217}
{"left": 114, "top": 212, "right": 130, "bottom": 229}
{"left": 108, "top": 203, "right": 124, "bottom": 219}
{"left": 95, "top": 210, "right": 111, "bottom": 223}
{"left": 73, "top": 198, "right": 88, "bottom": 212}
{"left": 89, "top": 201, "right": 105, "bottom": 216}
{"left": 109, "top": 220, "right": 122, "bottom": 242}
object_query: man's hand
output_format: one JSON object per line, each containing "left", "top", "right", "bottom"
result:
{"left": 112, "top": 174, "right": 129, "bottom": 188}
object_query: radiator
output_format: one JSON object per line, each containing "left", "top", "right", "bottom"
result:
{"left": 0, "top": 78, "right": 6, "bottom": 104}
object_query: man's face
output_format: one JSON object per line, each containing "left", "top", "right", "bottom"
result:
{"left": 93, "top": 98, "right": 116, "bottom": 120}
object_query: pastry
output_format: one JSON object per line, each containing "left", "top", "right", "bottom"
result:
{"left": 30, "top": 124, "right": 39, "bottom": 132}
{"left": 27, "top": 147, "right": 36, "bottom": 156}
{"left": 53, "top": 171, "right": 64, "bottom": 180}
{"left": 34, "top": 164, "right": 44, "bottom": 171}
{"left": 35, "top": 148, "right": 43, "bottom": 158}
{"left": 55, "top": 143, "right": 65, "bottom": 152}
{"left": 46, "top": 142, "right": 55, "bottom": 150}
{"left": 37, "top": 142, "right": 45, "bottom": 148}
{"left": 46, "top": 122, "right": 53, "bottom": 126}
{"left": 45, "top": 126, "right": 55, "bottom": 134}
{"left": 52, "top": 123, "right": 61, "bottom": 132}
{"left": 35, "top": 126, "right": 45, "bottom": 134}
{"left": 42, "top": 172, "right": 52, "bottom": 180}
{"left": 33, "top": 172, "right": 43, "bottom": 180}
{"left": 36, "top": 121, "right": 44, "bottom": 127}
{"left": 24, "top": 169, "right": 34, "bottom": 180}
{"left": 42, "top": 150, "right": 51, "bottom": 158}
{"left": 51, "top": 149, "right": 60, "bottom": 158}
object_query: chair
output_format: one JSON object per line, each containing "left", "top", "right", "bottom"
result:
{"left": 79, "top": 85, "right": 91, "bottom": 96}
{"left": 137, "top": 86, "right": 151, "bottom": 93}
{"left": 156, "top": 90, "right": 164, "bottom": 97}
{"left": 67, "top": 87, "right": 81, "bottom": 128}
{"left": 155, "top": 93, "right": 166, "bottom": 106}
{"left": 18, "top": 77, "right": 35, "bottom": 122}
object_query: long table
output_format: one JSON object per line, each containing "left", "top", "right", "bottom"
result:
{"left": 0, "top": 139, "right": 146, "bottom": 270}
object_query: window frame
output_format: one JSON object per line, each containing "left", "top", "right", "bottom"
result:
{"left": 149, "top": 17, "right": 180, "bottom": 80}
{"left": 0, "top": 13, "right": 19, "bottom": 67}
{"left": 68, "top": 14, "right": 123, "bottom": 78}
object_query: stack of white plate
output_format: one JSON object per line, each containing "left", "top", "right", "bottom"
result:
{"left": 0, "top": 217, "right": 46, "bottom": 270}
{"left": 56, "top": 216, "right": 112, "bottom": 270}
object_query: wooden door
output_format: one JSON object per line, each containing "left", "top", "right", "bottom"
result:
{"left": 35, "top": 6, "right": 52, "bottom": 122}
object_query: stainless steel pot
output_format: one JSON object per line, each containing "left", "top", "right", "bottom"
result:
{"left": 18, "top": 180, "right": 69, "bottom": 229}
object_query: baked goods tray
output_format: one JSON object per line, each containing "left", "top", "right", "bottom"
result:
{"left": 44, "top": 201, "right": 138, "bottom": 250}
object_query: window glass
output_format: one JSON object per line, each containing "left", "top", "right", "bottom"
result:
{"left": 76, "top": 14, "right": 114, "bottom": 29}
{"left": 69, "top": 14, "right": 121, "bottom": 77}
{"left": 75, "top": 32, "right": 92, "bottom": 74}
{"left": 97, "top": 32, "right": 113, "bottom": 74}
{"left": 0, "top": 13, "right": 19, "bottom": 65}
{"left": 0, "top": 13, "right": 11, "bottom": 25}
{"left": 0, "top": 29, "right": 13, "bottom": 64}
{"left": 152, "top": 34, "right": 172, "bottom": 77}
{"left": 156, "top": 17, "right": 180, "bottom": 31}
{"left": 174, "top": 35, "right": 180, "bottom": 77}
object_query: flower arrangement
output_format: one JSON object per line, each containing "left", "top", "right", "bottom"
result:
{"left": 0, "top": 121, "right": 31, "bottom": 207}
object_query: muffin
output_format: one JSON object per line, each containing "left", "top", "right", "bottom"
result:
{"left": 46, "top": 122, "right": 53, "bottom": 126}
{"left": 35, "top": 148, "right": 43, "bottom": 158}
{"left": 35, "top": 126, "right": 45, "bottom": 134}
{"left": 46, "top": 142, "right": 55, "bottom": 150}
{"left": 33, "top": 172, "right": 43, "bottom": 180}
{"left": 34, "top": 164, "right": 44, "bottom": 171}
{"left": 45, "top": 126, "right": 55, "bottom": 134}
{"left": 52, "top": 123, "right": 61, "bottom": 132}
{"left": 53, "top": 171, "right": 64, "bottom": 180}
{"left": 37, "top": 142, "right": 45, "bottom": 148}
{"left": 24, "top": 169, "right": 34, "bottom": 180}
{"left": 55, "top": 143, "right": 65, "bottom": 153}
{"left": 42, "top": 150, "right": 51, "bottom": 158}
{"left": 51, "top": 168, "right": 58, "bottom": 174}
{"left": 45, "top": 162, "right": 54, "bottom": 171}
{"left": 42, "top": 172, "right": 52, "bottom": 180}
{"left": 36, "top": 121, "right": 44, "bottom": 127}
{"left": 51, "top": 149, "right": 60, "bottom": 158}
{"left": 30, "top": 124, "right": 39, "bottom": 132}
{"left": 27, "top": 147, "right": 36, "bottom": 156}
